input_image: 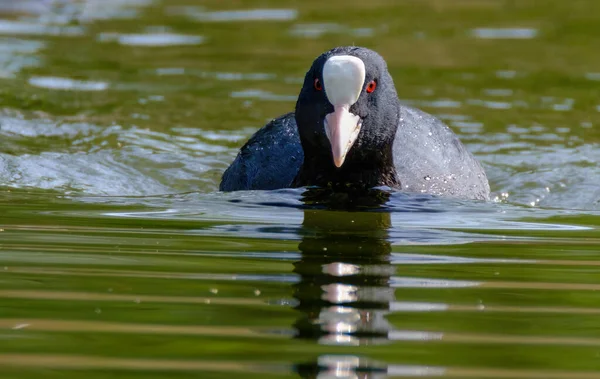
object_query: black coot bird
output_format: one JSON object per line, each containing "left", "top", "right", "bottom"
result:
{"left": 220, "top": 46, "right": 490, "bottom": 200}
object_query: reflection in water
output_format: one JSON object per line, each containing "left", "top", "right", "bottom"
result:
{"left": 296, "top": 356, "right": 445, "bottom": 379}
{"left": 295, "top": 355, "right": 389, "bottom": 379}
{"left": 293, "top": 189, "right": 397, "bottom": 377}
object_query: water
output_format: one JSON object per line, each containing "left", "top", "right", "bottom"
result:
{"left": 0, "top": 0, "right": 599, "bottom": 377}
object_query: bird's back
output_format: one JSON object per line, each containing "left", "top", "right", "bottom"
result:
{"left": 219, "top": 113, "right": 303, "bottom": 191}
{"left": 393, "top": 105, "right": 490, "bottom": 200}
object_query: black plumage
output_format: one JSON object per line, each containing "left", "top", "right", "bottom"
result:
{"left": 220, "top": 46, "right": 490, "bottom": 200}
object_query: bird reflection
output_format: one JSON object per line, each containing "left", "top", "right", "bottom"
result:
{"left": 292, "top": 188, "right": 397, "bottom": 378}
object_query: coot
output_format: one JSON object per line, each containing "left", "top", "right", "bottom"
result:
{"left": 220, "top": 46, "right": 490, "bottom": 200}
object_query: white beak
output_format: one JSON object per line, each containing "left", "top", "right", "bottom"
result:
{"left": 322, "top": 55, "right": 365, "bottom": 168}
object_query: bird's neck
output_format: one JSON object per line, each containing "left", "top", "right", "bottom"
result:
{"left": 293, "top": 145, "right": 400, "bottom": 190}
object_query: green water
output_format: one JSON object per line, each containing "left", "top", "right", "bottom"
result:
{"left": 0, "top": 0, "right": 599, "bottom": 378}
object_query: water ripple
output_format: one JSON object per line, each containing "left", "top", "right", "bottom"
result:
{"left": 28, "top": 76, "right": 109, "bottom": 91}
{"left": 169, "top": 7, "right": 298, "bottom": 22}
{"left": 471, "top": 27, "right": 538, "bottom": 39}
{"left": 98, "top": 32, "right": 204, "bottom": 46}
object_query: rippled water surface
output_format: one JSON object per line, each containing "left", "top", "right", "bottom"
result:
{"left": 1, "top": 0, "right": 600, "bottom": 378}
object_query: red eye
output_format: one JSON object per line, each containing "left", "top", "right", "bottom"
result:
{"left": 366, "top": 80, "right": 377, "bottom": 93}
{"left": 314, "top": 78, "right": 322, "bottom": 91}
